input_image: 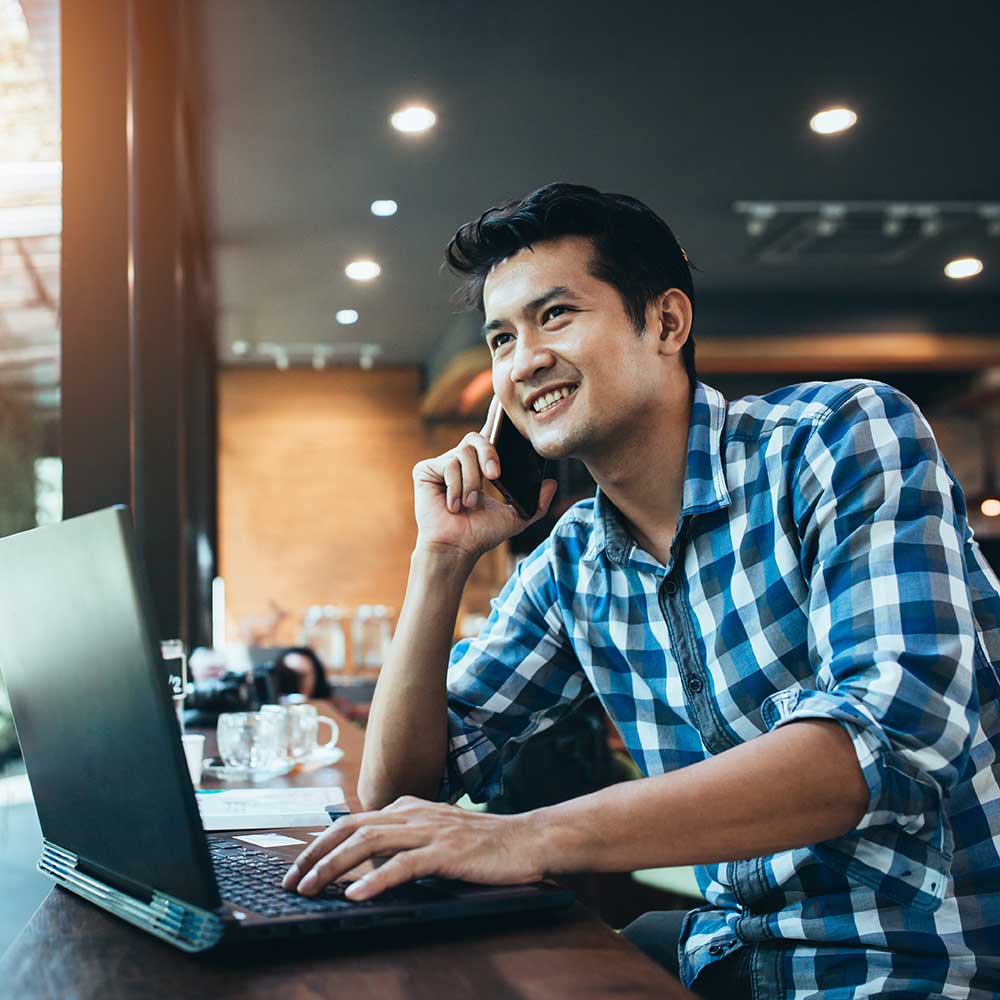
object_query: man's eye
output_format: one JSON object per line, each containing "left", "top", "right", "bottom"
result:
{"left": 491, "top": 332, "right": 512, "bottom": 350}
{"left": 542, "top": 305, "right": 572, "bottom": 323}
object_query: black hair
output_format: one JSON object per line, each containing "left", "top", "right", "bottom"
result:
{"left": 272, "top": 646, "right": 331, "bottom": 699}
{"left": 444, "top": 182, "right": 698, "bottom": 388}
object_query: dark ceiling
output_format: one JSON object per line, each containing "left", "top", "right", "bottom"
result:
{"left": 194, "top": 1, "right": 1000, "bottom": 368}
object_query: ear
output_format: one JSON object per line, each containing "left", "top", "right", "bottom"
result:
{"left": 655, "top": 289, "right": 693, "bottom": 357}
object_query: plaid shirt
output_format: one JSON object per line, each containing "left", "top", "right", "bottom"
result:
{"left": 442, "top": 379, "right": 1000, "bottom": 999}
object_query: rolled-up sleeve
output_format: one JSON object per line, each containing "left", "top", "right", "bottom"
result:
{"left": 767, "top": 382, "right": 979, "bottom": 910}
{"left": 439, "top": 540, "right": 588, "bottom": 805}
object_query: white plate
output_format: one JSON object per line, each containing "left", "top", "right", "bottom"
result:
{"left": 202, "top": 758, "right": 296, "bottom": 781}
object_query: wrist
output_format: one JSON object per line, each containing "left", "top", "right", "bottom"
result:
{"left": 411, "top": 541, "right": 477, "bottom": 580}
{"left": 517, "top": 806, "right": 571, "bottom": 879}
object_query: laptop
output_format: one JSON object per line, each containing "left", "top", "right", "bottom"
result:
{"left": 0, "top": 506, "right": 573, "bottom": 952}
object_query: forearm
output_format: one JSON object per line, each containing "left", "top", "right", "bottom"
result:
{"left": 528, "top": 719, "right": 869, "bottom": 875}
{"left": 357, "top": 545, "right": 474, "bottom": 809}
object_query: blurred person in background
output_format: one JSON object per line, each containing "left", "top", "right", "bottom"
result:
{"left": 272, "top": 647, "right": 331, "bottom": 700}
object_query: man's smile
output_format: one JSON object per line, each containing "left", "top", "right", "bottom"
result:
{"left": 528, "top": 383, "right": 579, "bottom": 419}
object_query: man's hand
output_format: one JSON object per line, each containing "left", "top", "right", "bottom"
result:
{"left": 412, "top": 395, "right": 557, "bottom": 564}
{"left": 281, "top": 796, "right": 544, "bottom": 901}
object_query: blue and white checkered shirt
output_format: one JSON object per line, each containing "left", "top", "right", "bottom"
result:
{"left": 442, "top": 379, "right": 1000, "bottom": 999}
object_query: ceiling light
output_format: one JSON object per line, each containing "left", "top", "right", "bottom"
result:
{"left": 336, "top": 309, "right": 359, "bottom": 325}
{"left": 809, "top": 107, "right": 858, "bottom": 135}
{"left": 371, "top": 200, "right": 398, "bottom": 217}
{"left": 231, "top": 340, "right": 249, "bottom": 356}
{"left": 345, "top": 259, "right": 381, "bottom": 281}
{"left": 390, "top": 105, "right": 436, "bottom": 134}
{"left": 920, "top": 216, "right": 942, "bottom": 238}
{"left": 882, "top": 216, "right": 904, "bottom": 238}
{"left": 944, "top": 257, "right": 984, "bottom": 280}
{"left": 982, "top": 498, "right": 1000, "bottom": 518}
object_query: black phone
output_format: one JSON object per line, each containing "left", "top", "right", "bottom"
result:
{"left": 486, "top": 398, "right": 548, "bottom": 519}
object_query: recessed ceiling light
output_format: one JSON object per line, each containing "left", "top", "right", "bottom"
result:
{"left": 809, "top": 107, "right": 858, "bottom": 135}
{"left": 336, "top": 309, "right": 359, "bottom": 325}
{"left": 370, "top": 200, "right": 398, "bottom": 217}
{"left": 944, "top": 257, "right": 984, "bottom": 280}
{"left": 231, "top": 340, "right": 249, "bottom": 356}
{"left": 345, "top": 259, "right": 381, "bottom": 281}
{"left": 390, "top": 105, "right": 436, "bottom": 134}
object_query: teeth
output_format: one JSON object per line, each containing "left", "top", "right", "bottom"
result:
{"left": 532, "top": 385, "right": 577, "bottom": 413}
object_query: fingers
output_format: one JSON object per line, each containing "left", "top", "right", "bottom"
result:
{"left": 441, "top": 456, "right": 464, "bottom": 514}
{"left": 456, "top": 445, "right": 483, "bottom": 510}
{"left": 434, "top": 432, "right": 501, "bottom": 513}
{"left": 283, "top": 811, "right": 404, "bottom": 891}
{"left": 462, "top": 429, "right": 501, "bottom": 487}
{"left": 345, "top": 848, "right": 437, "bottom": 902}
{"left": 295, "top": 824, "right": 431, "bottom": 897}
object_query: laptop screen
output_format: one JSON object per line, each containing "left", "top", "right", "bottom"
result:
{"left": 0, "top": 506, "right": 219, "bottom": 909}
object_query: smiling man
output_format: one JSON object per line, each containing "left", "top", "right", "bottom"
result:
{"left": 284, "top": 183, "right": 1000, "bottom": 999}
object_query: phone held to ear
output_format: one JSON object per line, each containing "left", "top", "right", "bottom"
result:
{"left": 486, "top": 397, "right": 549, "bottom": 520}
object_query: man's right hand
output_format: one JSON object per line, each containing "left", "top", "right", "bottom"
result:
{"left": 411, "top": 396, "right": 558, "bottom": 564}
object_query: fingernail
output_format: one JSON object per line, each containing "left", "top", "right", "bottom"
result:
{"left": 467, "top": 490, "right": 479, "bottom": 508}
{"left": 486, "top": 460, "right": 499, "bottom": 478}
{"left": 281, "top": 864, "right": 299, "bottom": 889}
{"left": 298, "top": 872, "right": 317, "bottom": 894}
{"left": 345, "top": 878, "right": 368, "bottom": 900}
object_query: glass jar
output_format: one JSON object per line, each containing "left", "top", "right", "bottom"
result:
{"left": 299, "top": 604, "right": 347, "bottom": 673}
{"left": 351, "top": 605, "right": 393, "bottom": 671}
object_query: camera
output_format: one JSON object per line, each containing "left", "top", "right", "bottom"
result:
{"left": 183, "top": 665, "right": 280, "bottom": 724}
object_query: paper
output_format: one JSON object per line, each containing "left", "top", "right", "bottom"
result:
{"left": 234, "top": 833, "right": 306, "bottom": 847}
{"left": 196, "top": 786, "right": 346, "bottom": 831}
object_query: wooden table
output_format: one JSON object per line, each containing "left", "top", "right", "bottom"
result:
{"left": 0, "top": 703, "right": 694, "bottom": 999}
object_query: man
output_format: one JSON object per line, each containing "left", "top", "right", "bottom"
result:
{"left": 283, "top": 183, "right": 1000, "bottom": 998}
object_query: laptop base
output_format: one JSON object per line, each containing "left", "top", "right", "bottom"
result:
{"left": 39, "top": 840, "right": 225, "bottom": 953}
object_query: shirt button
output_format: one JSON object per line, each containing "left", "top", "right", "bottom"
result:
{"left": 686, "top": 675, "right": 704, "bottom": 694}
{"left": 708, "top": 943, "right": 725, "bottom": 956}
{"left": 663, "top": 579, "right": 677, "bottom": 596}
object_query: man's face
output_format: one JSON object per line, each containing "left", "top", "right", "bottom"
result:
{"left": 482, "top": 234, "right": 667, "bottom": 462}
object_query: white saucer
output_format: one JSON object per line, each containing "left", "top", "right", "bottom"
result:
{"left": 202, "top": 758, "right": 296, "bottom": 781}
{"left": 292, "top": 745, "right": 344, "bottom": 768}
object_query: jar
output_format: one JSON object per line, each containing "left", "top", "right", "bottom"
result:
{"left": 351, "top": 605, "right": 394, "bottom": 671}
{"left": 299, "top": 604, "right": 347, "bottom": 673}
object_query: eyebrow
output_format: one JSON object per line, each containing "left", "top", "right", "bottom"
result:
{"left": 481, "top": 285, "right": 582, "bottom": 340}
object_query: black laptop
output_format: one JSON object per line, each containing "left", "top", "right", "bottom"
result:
{"left": 0, "top": 506, "right": 573, "bottom": 952}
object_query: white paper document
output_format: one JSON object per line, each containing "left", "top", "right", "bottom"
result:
{"left": 234, "top": 833, "right": 307, "bottom": 848}
{"left": 196, "top": 786, "right": 346, "bottom": 831}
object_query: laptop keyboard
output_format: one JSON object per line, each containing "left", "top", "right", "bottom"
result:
{"left": 209, "top": 840, "right": 441, "bottom": 918}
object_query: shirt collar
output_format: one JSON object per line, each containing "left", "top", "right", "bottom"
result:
{"left": 584, "top": 380, "right": 732, "bottom": 564}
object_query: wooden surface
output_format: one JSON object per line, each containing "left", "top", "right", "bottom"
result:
{"left": 0, "top": 703, "right": 695, "bottom": 999}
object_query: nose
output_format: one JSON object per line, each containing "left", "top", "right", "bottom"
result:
{"left": 508, "top": 330, "right": 555, "bottom": 385}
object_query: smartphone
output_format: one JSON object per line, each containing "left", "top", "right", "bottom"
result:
{"left": 486, "top": 398, "right": 549, "bottom": 520}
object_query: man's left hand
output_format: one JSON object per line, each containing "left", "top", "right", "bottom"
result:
{"left": 281, "top": 796, "right": 544, "bottom": 901}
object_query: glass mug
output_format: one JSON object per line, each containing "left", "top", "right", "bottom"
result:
{"left": 216, "top": 711, "right": 283, "bottom": 770}
{"left": 261, "top": 703, "right": 339, "bottom": 761}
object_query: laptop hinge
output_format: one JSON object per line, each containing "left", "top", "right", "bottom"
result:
{"left": 38, "top": 839, "right": 225, "bottom": 952}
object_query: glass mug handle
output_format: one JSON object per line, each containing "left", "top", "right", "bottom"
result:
{"left": 316, "top": 716, "right": 339, "bottom": 750}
